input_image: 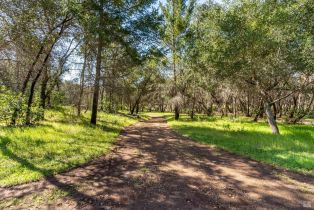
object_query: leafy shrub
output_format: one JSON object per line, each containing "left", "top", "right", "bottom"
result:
{"left": 0, "top": 87, "right": 44, "bottom": 125}
{"left": 0, "top": 86, "right": 16, "bottom": 124}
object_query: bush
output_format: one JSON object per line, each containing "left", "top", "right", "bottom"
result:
{"left": 0, "top": 87, "right": 44, "bottom": 125}
{"left": 0, "top": 87, "right": 16, "bottom": 124}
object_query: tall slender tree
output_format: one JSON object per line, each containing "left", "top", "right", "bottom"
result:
{"left": 160, "top": 0, "right": 195, "bottom": 120}
{"left": 75, "top": 0, "right": 160, "bottom": 125}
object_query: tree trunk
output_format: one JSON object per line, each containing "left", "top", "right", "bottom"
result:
{"left": 190, "top": 109, "right": 194, "bottom": 119}
{"left": 10, "top": 16, "right": 70, "bottom": 125}
{"left": 22, "top": 45, "right": 45, "bottom": 95}
{"left": 47, "top": 94, "right": 51, "bottom": 108}
{"left": 10, "top": 45, "right": 46, "bottom": 125}
{"left": 272, "top": 103, "right": 277, "bottom": 120}
{"left": 171, "top": 7, "right": 179, "bottom": 121}
{"left": 289, "top": 94, "right": 314, "bottom": 124}
{"left": 26, "top": 40, "right": 58, "bottom": 124}
{"left": 253, "top": 101, "right": 264, "bottom": 122}
{"left": 77, "top": 50, "right": 87, "bottom": 116}
{"left": 100, "top": 86, "right": 105, "bottom": 111}
{"left": 174, "top": 105, "right": 180, "bottom": 120}
{"left": 246, "top": 93, "right": 250, "bottom": 117}
{"left": 25, "top": 81, "right": 37, "bottom": 125}
{"left": 25, "top": 49, "right": 56, "bottom": 124}
{"left": 190, "top": 96, "right": 196, "bottom": 119}
{"left": 40, "top": 67, "right": 49, "bottom": 109}
{"left": 135, "top": 103, "right": 139, "bottom": 114}
{"left": 13, "top": 16, "right": 69, "bottom": 125}
{"left": 130, "top": 97, "right": 141, "bottom": 115}
{"left": 264, "top": 103, "right": 280, "bottom": 134}
{"left": 278, "top": 101, "right": 282, "bottom": 118}
{"left": 206, "top": 105, "right": 213, "bottom": 116}
{"left": 26, "top": 69, "right": 44, "bottom": 125}
{"left": 90, "top": 36, "right": 103, "bottom": 124}
{"left": 289, "top": 96, "right": 298, "bottom": 118}
{"left": 91, "top": 6, "right": 104, "bottom": 125}
{"left": 233, "top": 97, "right": 237, "bottom": 118}
{"left": 130, "top": 103, "right": 136, "bottom": 115}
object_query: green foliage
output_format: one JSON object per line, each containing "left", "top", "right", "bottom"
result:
{"left": 185, "top": 0, "right": 314, "bottom": 133}
{"left": 195, "top": 0, "right": 313, "bottom": 83}
{"left": 0, "top": 87, "right": 16, "bottom": 124}
{"left": 168, "top": 115, "right": 314, "bottom": 176}
{"left": 160, "top": 0, "right": 196, "bottom": 48}
{"left": 0, "top": 107, "right": 137, "bottom": 186}
{"left": 73, "top": 0, "right": 160, "bottom": 58}
{"left": 0, "top": 89, "right": 46, "bottom": 125}
{"left": 50, "top": 91, "right": 65, "bottom": 108}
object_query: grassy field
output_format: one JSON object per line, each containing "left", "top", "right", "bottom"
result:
{"left": 0, "top": 107, "right": 138, "bottom": 186}
{"left": 168, "top": 115, "right": 314, "bottom": 176}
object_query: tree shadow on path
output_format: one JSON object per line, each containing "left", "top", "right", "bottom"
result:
{"left": 1, "top": 117, "right": 314, "bottom": 209}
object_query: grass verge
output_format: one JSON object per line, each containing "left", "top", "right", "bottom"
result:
{"left": 0, "top": 107, "right": 138, "bottom": 186}
{"left": 168, "top": 115, "right": 314, "bottom": 176}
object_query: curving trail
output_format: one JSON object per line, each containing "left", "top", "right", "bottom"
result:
{"left": 1, "top": 117, "right": 314, "bottom": 209}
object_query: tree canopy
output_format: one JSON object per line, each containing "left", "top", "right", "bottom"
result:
{"left": 0, "top": 0, "right": 313, "bottom": 134}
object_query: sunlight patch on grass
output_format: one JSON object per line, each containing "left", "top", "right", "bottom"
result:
{"left": 168, "top": 115, "right": 314, "bottom": 176}
{"left": 0, "top": 108, "right": 137, "bottom": 186}
{"left": 139, "top": 111, "right": 173, "bottom": 118}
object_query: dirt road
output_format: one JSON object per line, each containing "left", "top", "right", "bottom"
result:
{"left": 1, "top": 117, "right": 314, "bottom": 209}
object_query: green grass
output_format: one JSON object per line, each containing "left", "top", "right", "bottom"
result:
{"left": 0, "top": 107, "right": 138, "bottom": 186}
{"left": 139, "top": 111, "right": 173, "bottom": 118}
{"left": 168, "top": 115, "right": 314, "bottom": 176}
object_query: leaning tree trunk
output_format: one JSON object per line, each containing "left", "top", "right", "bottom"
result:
{"left": 26, "top": 45, "right": 56, "bottom": 124}
{"left": 40, "top": 67, "right": 49, "bottom": 110}
{"left": 272, "top": 103, "right": 277, "bottom": 120}
{"left": 264, "top": 103, "right": 280, "bottom": 134}
{"left": 130, "top": 101, "right": 137, "bottom": 115}
{"left": 135, "top": 103, "right": 139, "bottom": 114}
{"left": 130, "top": 95, "right": 141, "bottom": 115}
{"left": 25, "top": 83, "right": 36, "bottom": 125}
{"left": 25, "top": 16, "right": 69, "bottom": 125}
{"left": 10, "top": 46, "right": 46, "bottom": 125}
{"left": 25, "top": 70, "right": 43, "bottom": 125}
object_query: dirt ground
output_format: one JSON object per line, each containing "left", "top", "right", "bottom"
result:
{"left": 1, "top": 117, "right": 314, "bottom": 209}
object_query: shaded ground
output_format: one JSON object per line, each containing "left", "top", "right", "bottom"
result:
{"left": 1, "top": 117, "right": 314, "bottom": 209}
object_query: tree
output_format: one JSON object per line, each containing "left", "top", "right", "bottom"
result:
{"left": 73, "top": 0, "right": 159, "bottom": 125}
{"left": 0, "top": 0, "right": 74, "bottom": 125}
{"left": 160, "top": 0, "right": 196, "bottom": 120}
{"left": 194, "top": 0, "right": 313, "bottom": 134}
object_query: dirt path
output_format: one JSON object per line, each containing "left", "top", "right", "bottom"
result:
{"left": 1, "top": 117, "right": 314, "bottom": 209}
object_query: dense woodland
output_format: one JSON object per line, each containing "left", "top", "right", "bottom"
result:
{"left": 0, "top": 0, "right": 313, "bottom": 134}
